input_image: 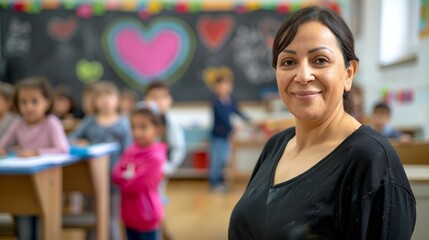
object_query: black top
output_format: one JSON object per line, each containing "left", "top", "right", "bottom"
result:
{"left": 229, "top": 125, "right": 416, "bottom": 240}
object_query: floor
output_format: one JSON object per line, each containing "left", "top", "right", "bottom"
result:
{"left": 162, "top": 180, "right": 246, "bottom": 240}
{"left": 1, "top": 179, "right": 247, "bottom": 240}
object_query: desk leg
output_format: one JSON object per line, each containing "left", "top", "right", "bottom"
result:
{"left": 32, "top": 167, "right": 62, "bottom": 240}
{"left": 89, "top": 155, "right": 110, "bottom": 240}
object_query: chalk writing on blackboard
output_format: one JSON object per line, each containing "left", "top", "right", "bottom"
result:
{"left": 231, "top": 24, "right": 274, "bottom": 85}
{"left": 4, "top": 17, "right": 31, "bottom": 56}
{"left": 258, "top": 17, "right": 282, "bottom": 50}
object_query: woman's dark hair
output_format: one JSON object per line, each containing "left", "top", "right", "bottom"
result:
{"left": 272, "top": 6, "right": 359, "bottom": 113}
{"left": 14, "top": 76, "right": 55, "bottom": 115}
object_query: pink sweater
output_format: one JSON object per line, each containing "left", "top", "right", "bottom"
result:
{"left": 112, "top": 142, "right": 167, "bottom": 231}
{"left": 0, "top": 114, "right": 69, "bottom": 154}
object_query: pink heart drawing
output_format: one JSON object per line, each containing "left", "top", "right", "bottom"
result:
{"left": 117, "top": 29, "right": 179, "bottom": 78}
{"left": 103, "top": 17, "right": 196, "bottom": 89}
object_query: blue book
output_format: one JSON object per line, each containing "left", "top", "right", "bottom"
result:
{"left": 70, "top": 142, "right": 120, "bottom": 157}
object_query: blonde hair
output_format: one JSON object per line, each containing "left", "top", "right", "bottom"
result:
{"left": 202, "top": 66, "right": 234, "bottom": 89}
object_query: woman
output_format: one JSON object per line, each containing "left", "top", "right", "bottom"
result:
{"left": 229, "top": 6, "right": 416, "bottom": 240}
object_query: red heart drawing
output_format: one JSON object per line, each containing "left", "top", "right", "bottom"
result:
{"left": 47, "top": 17, "right": 78, "bottom": 42}
{"left": 197, "top": 15, "right": 235, "bottom": 51}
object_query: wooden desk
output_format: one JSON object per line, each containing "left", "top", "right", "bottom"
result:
{"left": 0, "top": 165, "right": 62, "bottom": 240}
{"left": 0, "top": 143, "right": 118, "bottom": 240}
{"left": 62, "top": 155, "right": 109, "bottom": 239}
{"left": 392, "top": 141, "right": 429, "bottom": 165}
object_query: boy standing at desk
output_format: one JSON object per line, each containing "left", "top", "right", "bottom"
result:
{"left": 207, "top": 68, "right": 250, "bottom": 192}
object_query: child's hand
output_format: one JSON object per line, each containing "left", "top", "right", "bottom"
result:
{"left": 16, "top": 149, "right": 39, "bottom": 158}
{"left": 73, "top": 139, "right": 90, "bottom": 146}
{"left": 0, "top": 148, "right": 6, "bottom": 156}
{"left": 122, "top": 163, "right": 135, "bottom": 180}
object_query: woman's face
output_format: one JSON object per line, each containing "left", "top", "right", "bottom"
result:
{"left": 275, "top": 21, "right": 356, "bottom": 123}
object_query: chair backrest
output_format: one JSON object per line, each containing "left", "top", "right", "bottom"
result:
{"left": 392, "top": 141, "right": 429, "bottom": 165}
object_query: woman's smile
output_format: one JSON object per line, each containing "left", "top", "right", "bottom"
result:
{"left": 291, "top": 90, "right": 322, "bottom": 100}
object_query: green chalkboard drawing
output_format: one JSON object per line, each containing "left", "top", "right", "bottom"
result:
{"left": 76, "top": 59, "right": 104, "bottom": 83}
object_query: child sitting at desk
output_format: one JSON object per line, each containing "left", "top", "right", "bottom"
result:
{"left": 0, "top": 76, "right": 69, "bottom": 240}
{"left": 0, "top": 82, "right": 18, "bottom": 137}
{"left": 112, "top": 103, "right": 167, "bottom": 240}
{"left": 68, "top": 80, "right": 132, "bottom": 240}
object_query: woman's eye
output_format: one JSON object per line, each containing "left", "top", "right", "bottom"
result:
{"left": 314, "top": 58, "right": 329, "bottom": 65}
{"left": 281, "top": 59, "right": 295, "bottom": 66}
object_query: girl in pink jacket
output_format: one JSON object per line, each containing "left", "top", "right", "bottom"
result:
{"left": 112, "top": 105, "right": 167, "bottom": 240}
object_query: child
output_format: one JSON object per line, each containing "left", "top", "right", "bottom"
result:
{"left": 143, "top": 82, "right": 185, "bottom": 240}
{"left": 348, "top": 84, "right": 366, "bottom": 123}
{"left": 0, "top": 77, "right": 69, "bottom": 240}
{"left": 80, "top": 82, "right": 97, "bottom": 118}
{"left": 0, "top": 82, "right": 18, "bottom": 137}
{"left": 119, "top": 87, "right": 138, "bottom": 115}
{"left": 208, "top": 70, "right": 250, "bottom": 192}
{"left": 144, "top": 82, "right": 185, "bottom": 177}
{"left": 68, "top": 80, "right": 132, "bottom": 240}
{"left": 112, "top": 104, "right": 167, "bottom": 240}
{"left": 371, "top": 101, "right": 412, "bottom": 143}
{"left": 53, "top": 84, "right": 78, "bottom": 133}
{"left": 0, "top": 77, "right": 69, "bottom": 156}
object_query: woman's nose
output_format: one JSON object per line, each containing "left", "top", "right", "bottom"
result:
{"left": 293, "top": 63, "right": 315, "bottom": 84}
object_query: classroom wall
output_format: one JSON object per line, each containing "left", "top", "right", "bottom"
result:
{"left": 355, "top": 0, "right": 429, "bottom": 139}
{"left": 174, "top": 0, "right": 429, "bottom": 140}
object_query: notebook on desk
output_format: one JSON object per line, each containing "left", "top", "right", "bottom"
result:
{"left": 70, "top": 142, "right": 120, "bottom": 157}
{"left": 0, "top": 154, "right": 74, "bottom": 168}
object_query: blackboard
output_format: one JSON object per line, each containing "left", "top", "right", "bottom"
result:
{"left": 0, "top": 9, "right": 287, "bottom": 101}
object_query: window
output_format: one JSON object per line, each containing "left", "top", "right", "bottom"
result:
{"left": 379, "top": 0, "right": 419, "bottom": 67}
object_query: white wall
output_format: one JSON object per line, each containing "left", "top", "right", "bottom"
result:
{"left": 356, "top": 0, "right": 429, "bottom": 139}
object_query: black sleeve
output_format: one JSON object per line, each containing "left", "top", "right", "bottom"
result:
{"left": 346, "top": 181, "right": 416, "bottom": 240}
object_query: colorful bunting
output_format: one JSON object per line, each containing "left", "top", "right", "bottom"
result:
{"left": 2, "top": 0, "right": 341, "bottom": 16}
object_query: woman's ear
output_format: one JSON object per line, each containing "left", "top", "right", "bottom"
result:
{"left": 344, "top": 60, "right": 359, "bottom": 92}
